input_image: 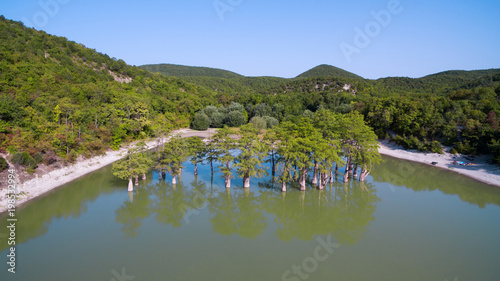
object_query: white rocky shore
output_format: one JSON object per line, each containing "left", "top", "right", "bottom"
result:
{"left": 378, "top": 140, "right": 500, "bottom": 187}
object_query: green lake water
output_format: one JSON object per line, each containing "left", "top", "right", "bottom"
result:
{"left": 1, "top": 155, "right": 500, "bottom": 281}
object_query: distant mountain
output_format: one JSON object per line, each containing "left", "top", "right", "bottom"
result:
{"left": 140, "top": 63, "right": 244, "bottom": 79}
{"left": 296, "top": 64, "right": 363, "bottom": 79}
{"left": 422, "top": 69, "right": 500, "bottom": 80}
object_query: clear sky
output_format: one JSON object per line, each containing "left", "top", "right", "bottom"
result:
{"left": 2, "top": 0, "right": 500, "bottom": 79}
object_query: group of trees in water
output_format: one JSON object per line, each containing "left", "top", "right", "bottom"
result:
{"left": 115, "top": 177, "right": 379, "bottom": 242}
{"left": 112, "top": 109, "right": 380, "bottom": 192}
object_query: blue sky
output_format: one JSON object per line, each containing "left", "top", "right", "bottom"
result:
{"left": 2, "top": 0, "right": 500, "bottom": 79}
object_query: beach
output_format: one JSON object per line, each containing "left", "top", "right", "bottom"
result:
{"left": 0, "top": 129, "right": 217, "bottom": 214}
{"left": 378, "top": 140, "right": 500, "bottom": 187}
{"left": 1, "top": 132, "right": 499, "bottom": 214}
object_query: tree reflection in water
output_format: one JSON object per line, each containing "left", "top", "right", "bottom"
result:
{"left": 114, "top": 171, "right": 380, "bottom": 244}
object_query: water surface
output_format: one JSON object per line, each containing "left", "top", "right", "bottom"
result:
{"left": 1, "top": 156, "right": 499, "bottom": 280}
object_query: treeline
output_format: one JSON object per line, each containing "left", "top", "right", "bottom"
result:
{"left": 188, "top": 74, "right": 500, "bottom": 163}
{"left": 0, "top": 16, "right": 215, "bottom": 172}
{"left": 113, "top": 110, "right": 380, "bottom": 191}
{"left": 139, "top": 63, "right": 243, "bottom": 79}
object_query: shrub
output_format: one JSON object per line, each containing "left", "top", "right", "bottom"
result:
{"left": 42, "top": 151, "right": 58, "bottom": 165}
{"left": 302, "top": 110, "right": 314, "bottom": 119}
{"left": 202, "top": 106, "right": 217, "bottom": 118}
{"left": 11, "top": 151, "right": 38, "bottom": 168}
{"left": 250, "top": 116, "right": 267, "bottom": 131}
{"left": 66, "top": 149, "right": 78, "bottom": 164}
{"left": 429, "top": 140, "right": 443, "bottom": 154}
{"left": 453, "top": 140, "right": 476, "bottom": 155}
{"left": 224, "top": 111, "right": 246, "bottom": 127}
{"left": 253, "top": 103, "right": 272, "bottom": 117}
{"left": 0, "top": 157, "right": 8, "bottom": 170}
{"left": 192, "top": 112, "right": 211, "bottom": 130}
{"left": 263, "top": 116, "right": 279, "bottom": 129}
{"left": 210, "top": 112, "right": 225, "bottom": 128}
{"left": 217, "top": 106, "right": 228, "bottom": 115}
{"left": 228, "top": 102, "right": 244, "bottom": 112}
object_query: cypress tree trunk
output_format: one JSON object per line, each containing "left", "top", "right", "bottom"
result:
{"left": 330, "top": 170, "right": 334, "bottom": 183}
{"left": 172, "top": 175, "right": 177, "bottom": 185}
{"left": 353, "top": 165, "right": 358, "bottom": 180}
{"left": 135, "top": 175, "right": 139, "bottom": 186}
{"left": 162, "top": 171, "right": 166, "bottom": 179}
{"left": 343, "top": 157, "right": 351, "bottom": 183}
{"left": 159, "top": 169, "right": 162, "bottom": 180}
{"left": 272, "top": 153, "right": 276, "bottom": 178}
{"left": 225, "top": 176, "right": 231, "bottom": 188}
{"left": 128, "top": 178, "right": 133, "bottom": 192}
{"left": 142, "top": 173, "right": 146, "bottom": 180}
{"left": 281, "top": 181, "right": 287, "bottom": 192}
{"left": 360, "top": 166, "right": 370, "bottom": 182}
{"left": 194, "top": 163, "right": 198, "bottom": 176}
{"left": 243, "top": 175, "right": 250, "bottom": 188}
{"left": 312, "top": 161, "right": 318, "bottom": 185}
{"left": 300, "top": 167, "right": 307, "bottom": 191}
{"left": 318, "top": 173, "right": 324, "bottom": 190}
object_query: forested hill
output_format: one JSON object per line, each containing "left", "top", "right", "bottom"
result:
{"left": 140, "top": 63, "right": 244, "bottom": 79}
{"left": 296, "top": 64, "right": 363, "bottom": 79}
{"left": 0, "top": 16, "right": 215, "bottom": 171}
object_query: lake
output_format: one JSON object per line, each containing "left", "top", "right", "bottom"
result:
{"left": 1, "top": 155, "right": 500, "bottom": 281}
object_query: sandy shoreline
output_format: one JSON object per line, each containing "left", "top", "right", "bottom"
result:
{"left": 0, "top": 129, "right": 217, "bottom": 214}
{"left": 378, "top": 140, "right": 500, "bottom": 187}
{"left": 2, "top": 132, "right": 499, "bottom": 214}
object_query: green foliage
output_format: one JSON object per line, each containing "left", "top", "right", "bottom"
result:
{"left": 192, "top": 112, "right": 211, "bottom": 130}
{"left": 263, "top": 116, "right": 279, "bottom": 129}
{"left": 139, "top": 63, "right": 243, "bottom": 79}
{"left": 253, "top": 103, "right": 272, "bottom": 117}
{"left": 186, "top": 137, "right": 205, "bottom": 166}
{"left": 112, "top": 141, "right": 153, "bottom": 182}
{"left": 234, "top": 124, "right": 268, "bottom": 183}
{"left": 0, "top": 17, "right": 215, "bottom": 172}
{"left": 302, "top": 110, "right": 314, "bottom": 119}
{"left": 453, "top": 140, "right": 476, "bottom": 155}
{"left": 11, "top": 151, "right": 38, "bottom": 168}
{"left": 213, "top": 126, "right": 237, "bottom": 179}
{"left": 225, "top": 111, "right": 246, "bottom": 127}
{"left": 0, "top": 156, "right": 8, "bottom": 170}
{"left": 296, "top": 64, "right": 363, "bottom": 79}
{"left": 210, "top": 112, "right": 225, "bottom": 128}
{"left": 159, "top": 135, "right": 188, "bottom": 179}
{"left": 249, "top": 116, "right": 267, "bottom": 131}
{"left": 228, "top": 102, "right": 244, "bottom": 112}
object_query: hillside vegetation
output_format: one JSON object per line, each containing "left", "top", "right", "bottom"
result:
{"left": 0, "top": 16, "right": 215, "bottom": 172}
{"left": 296, "top": 64, "right": 364, "bottom": 79}
{"left": 1, "top": 13, "right": 500, "bottom": 177}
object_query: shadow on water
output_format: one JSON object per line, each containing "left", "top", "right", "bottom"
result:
{"left": 372, "top": 155, "right": 500, "bottom": 208}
